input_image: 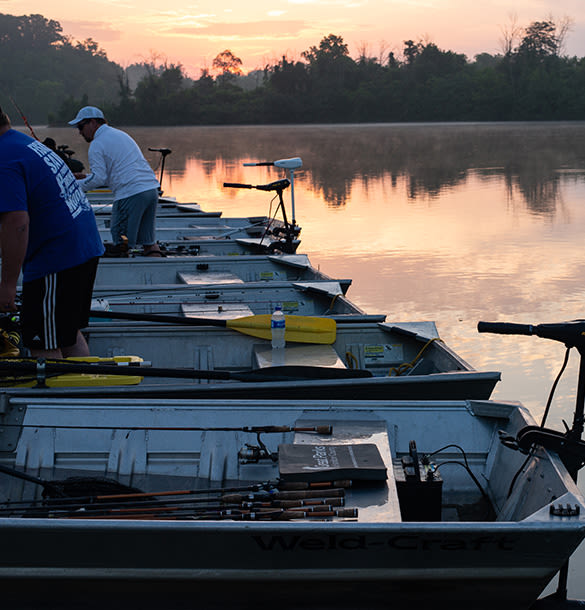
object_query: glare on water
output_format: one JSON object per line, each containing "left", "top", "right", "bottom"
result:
{"left": 39, "top": 121, "right": 585, "bottom": 600}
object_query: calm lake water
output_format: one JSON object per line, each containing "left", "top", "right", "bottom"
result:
{"left": 36, "top": 121, "right": 585, "bottom": 601}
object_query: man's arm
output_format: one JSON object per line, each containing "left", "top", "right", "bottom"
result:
{"left": 0, "top": 210, "right": 29, "bottom": 311}
{"left": 77, "top": 142, "right": 109, "bottom": 191}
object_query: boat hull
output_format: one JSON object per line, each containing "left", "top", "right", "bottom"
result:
{"left": 0, "top": 399, "right": 582, "bottom": 609}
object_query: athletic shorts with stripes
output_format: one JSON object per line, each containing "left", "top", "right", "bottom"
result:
{"left": 20, "top": 257, "right": 100, "bottom": 350}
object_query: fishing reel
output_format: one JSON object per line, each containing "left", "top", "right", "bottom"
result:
{"left": 238, "top": 431, "right": 278, "bottom": 464}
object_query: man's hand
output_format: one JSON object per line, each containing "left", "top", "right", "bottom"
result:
{"left": 0, "top": 283, "right": 17, "bottom": 312}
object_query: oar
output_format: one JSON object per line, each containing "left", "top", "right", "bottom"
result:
{"left": 89, "top": 309, "right": 336, "bottom": 344}
{"left": 0, "top": 360, "right": 373, "bottom": 382}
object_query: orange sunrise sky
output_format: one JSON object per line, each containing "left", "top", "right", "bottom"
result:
{"left": 5, "top": 1, "right": 585, "bottom": 78}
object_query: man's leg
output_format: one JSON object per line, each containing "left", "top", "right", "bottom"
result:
{"left": 133, "top": 189, "right": 161, "bottom": 255}
{"left": 61, "top": 330, "right": 90, "bottom": 357}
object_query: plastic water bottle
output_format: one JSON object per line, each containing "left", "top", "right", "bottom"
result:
{"left": 271, "top": 306, "right": 286, "bottom": 349}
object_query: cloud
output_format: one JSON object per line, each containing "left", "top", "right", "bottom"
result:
{"left": 60, "top": 19, "right": 122, "bottom": 42}
{"left": 167, "top": 20, "right": 308, "bottom": 39}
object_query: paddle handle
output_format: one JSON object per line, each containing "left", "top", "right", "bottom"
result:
{"left": 0, "top": 360, "right": 232, "bottom": 381}
{"left": 89, "top": 309, "right": 225, "bottom": 328}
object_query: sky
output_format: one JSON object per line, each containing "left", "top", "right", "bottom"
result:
{"left": 5, "top": 0, "right": 585, "bottom": 78}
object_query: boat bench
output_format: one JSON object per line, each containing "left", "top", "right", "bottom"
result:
{"left": 253, "top": 344, "right": 347, "bottom": 369}
{"left": 292, "top": 419, "right": 402, "bottom": 523}
{"left": 181, "top": 303, "right": 254, "bottom": 319}
{"left": 177, "top": 271, "right": 244, "bottom": 285}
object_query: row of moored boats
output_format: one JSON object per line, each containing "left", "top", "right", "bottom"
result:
{"left": 0, "top": 158, "right": 584, "bottom": 609}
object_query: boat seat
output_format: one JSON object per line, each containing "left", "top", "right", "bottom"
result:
{"left": 292, "top": 419, "right": 402, "bottom": 522}
{"left": 177, "top": 271, "right": 244, "bottom": 285}
{"left": 181, "top": 303, "right": 253, "bottom": 319}
{"left": 253, "top": 344, "right": 347, "bottom": 370}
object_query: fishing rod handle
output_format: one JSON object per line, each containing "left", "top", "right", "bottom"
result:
{"left": 278, "top": 480, "right": 351, "bottom": 491}
{"left": 273, "top": 488, "right": 345, "bottom": 499}
{"left": 280, "top": 508, "right": 358, "bottom": 519}
{"left": 276, "top": 497, "right": 345, "bottom": 508}
{"left": 244, "top": 425, "right": 333, "bottom": 435}
{"left": 477, "top": 321, "right": 535, "bottom": 336}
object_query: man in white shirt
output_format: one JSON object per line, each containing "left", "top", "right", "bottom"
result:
{"left": 69, "top": 106, "right": 163, "bottom": 257}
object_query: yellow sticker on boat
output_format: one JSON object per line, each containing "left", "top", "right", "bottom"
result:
{"left": 364, "top": 344, "right": 404, "bottom": 363}
{"left": 282, "top": 301, "right": 299, "bottom": 312}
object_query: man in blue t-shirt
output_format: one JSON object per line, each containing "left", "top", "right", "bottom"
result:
{"left": 0, "top": 107, "right": 105, "bottom": 358}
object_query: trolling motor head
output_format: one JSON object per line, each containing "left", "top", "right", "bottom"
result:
{"left": 243, "top": 157, "right": 302, "bottom": 170}
{"left": 273, "top": 157, "right": 303, "bottom": 170}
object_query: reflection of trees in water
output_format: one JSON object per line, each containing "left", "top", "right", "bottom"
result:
{"left": 503, "top": 165, "right": 561, "bottom": 215}
{"left": 407, "top": 169, "right": 468, "bottom": 200}
{"left": 127, "top": 123, "right": 585, "bottom": 213}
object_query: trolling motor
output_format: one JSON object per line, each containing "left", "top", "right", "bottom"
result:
{"left": 148, "top": 147, "right": 172, "bottom": 191}
{"left": 478, "top": 319, "right": 585, "bottom": 607}
{"left": 244, "top": 157, "right": 303, "bottom": 226}
{"left": 223, "top": 178, "right": 301, "bottom": 254}
{"left": 478, "top": 320, "right": 585, "bottom": 478}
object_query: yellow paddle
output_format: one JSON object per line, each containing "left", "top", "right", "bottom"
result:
{"left": 89, "top": 310, "right": 336, "bottom": 344}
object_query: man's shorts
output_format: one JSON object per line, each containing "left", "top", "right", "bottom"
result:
{"left": 110, "top": 188, "right": 158, "bottom": 247}
{"left": 20, "top": 257, "right": 99, "bottom": 351}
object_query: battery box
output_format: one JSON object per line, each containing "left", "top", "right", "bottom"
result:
{"left": 393, "top": 440, "right": 443, "bottom": 521}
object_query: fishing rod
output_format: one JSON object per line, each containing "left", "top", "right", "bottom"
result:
{"left": 0, "top": 494, "right": 347, "bottom": 518}
{"left": 64, "top": 507, "right": 358, "bottom": 521}
{"left": 5, "top": 423, "right": 333, "bottom": 434}
{"left": 1, "top": 496, "right": 345, "bottom": 517}
{"left": 8, "top": 96, "right": 39, "bottom": 140}
{"left": 0, "top": 462, "right": 351, "bottom": 506}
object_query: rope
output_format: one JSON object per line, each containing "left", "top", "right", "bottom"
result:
{"left": 324, "top": 293, "right": 340, "bottom": 314}
{"left": 388, "top": 337, "right": 443, "bottom": 377}
{"left": 345, "top": 351, "right": 359, "bottom": 370}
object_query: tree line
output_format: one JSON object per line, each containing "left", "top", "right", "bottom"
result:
{"left": 1, "top": 12, "right": 585, "bottom": 126}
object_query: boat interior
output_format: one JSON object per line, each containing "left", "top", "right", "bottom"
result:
{"left": 0, "top": 399, "right": 577, "bottom": 526}
{"left": 81, "top": 321, "right": 467, "bottom": 382}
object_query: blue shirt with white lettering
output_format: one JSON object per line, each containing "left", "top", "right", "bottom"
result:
{"left": 0, "top": 129, "right": 104, "bottom": 281}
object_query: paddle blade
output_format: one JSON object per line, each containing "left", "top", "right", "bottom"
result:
{"left": 227, "top": 315, "right": 336, "bottom": 344}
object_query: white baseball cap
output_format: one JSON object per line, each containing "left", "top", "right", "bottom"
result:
{"left": 68, "top": 106, "right": 105, "bottom": 126}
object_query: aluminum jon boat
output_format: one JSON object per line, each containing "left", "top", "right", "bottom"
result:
{"left": 93, "top": 254, "right": 336, "bottom": 290}
{"left": 90, "top": 278, "right": 357, "bottom": 317}
{"left": 0, "top": 396, "right": 582, "bottom": 609}
{"left": 21, "top": 319, "right": 499, "bottom": 401}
